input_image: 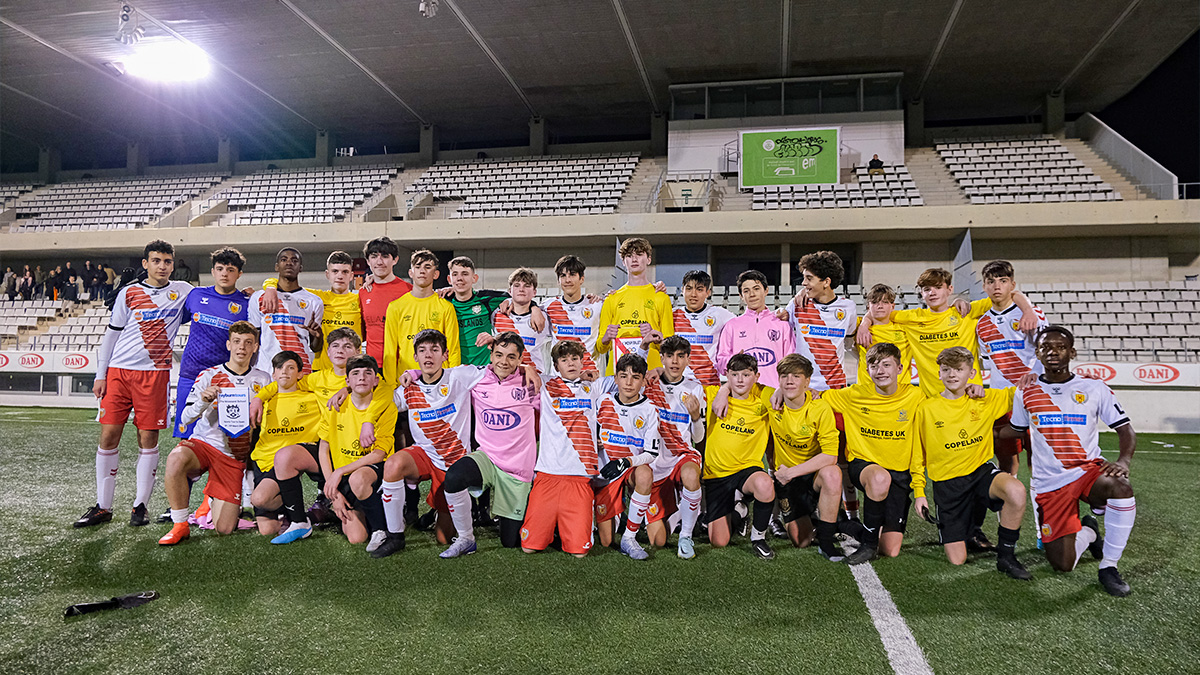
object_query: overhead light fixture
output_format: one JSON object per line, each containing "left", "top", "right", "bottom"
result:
{"left": 419, "top": 0, "right": 438, "bottom": 18}
{"left": 115, "top": 3, "right": 145, "bottom": 45}
{"left": 122, "top": 43, "right": 211, "bottom": 82}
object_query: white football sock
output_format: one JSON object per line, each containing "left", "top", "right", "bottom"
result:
{"left": 623, "top": 491, "right": 650, "bottom": 539}
{"left": 381, "top": 480, "right": 407, "bottom": 534}
{"left": 679, "top": 487, "right": 702, "bottom": 539}
{"left": 134, "top": 448, "right": 159, "bottom": 507}
{"left": 751, "top": 527, "right": 767, "bottom": 542}
{"left": 1073, "top": 525, "right": 1097, "bottom": 569}
{"left": 446, "top": 489, "right": 474, "bottom": 541}
{"left": 241, "top": 471, "right": 254, "bottom": 508}
{"left": 170, "top": 508, "right": 189, "bottom": 524}
{"left": 96, "top": 447, "right": 119, "bottom": 510}
{"left": 1100, "top": 497, "right": 1136, "bottom": 569}
{"left": 1030, "top": 487, "right": 1041, "bottom": 538}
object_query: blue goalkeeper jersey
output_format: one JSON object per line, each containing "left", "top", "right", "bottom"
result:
{"left": 178, "top": 287, "right": 250, "bottom": 381}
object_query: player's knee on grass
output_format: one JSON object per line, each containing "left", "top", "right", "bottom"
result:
{"left": 257, "top": 517, "right": 280, "bottom": 537}
{"left": 211, "top": 499, "right": 241, "bottom": 535}
{"left": 647, "top": 520, "right": 667, "bottom": 548}
{"left": 708, "top": 517, "right": 731, "bottom": 548}
{"left": 945, "top": 542, "right": 967, "bottom": 565}
{"left": 1045, "top": 537, "right": 1075, "bottom": 572}
{"left": 879, "top": 532, "right": 904, "bottom": 558}
{"left": 790, "top": 517, "right": 814, "bottom": 548}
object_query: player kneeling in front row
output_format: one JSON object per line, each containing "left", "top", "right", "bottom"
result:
{"left": 1001, "top": 326, "right": 1138, "bottom": 596}
{"left": 318, "top": 355, "right": 398, "bottom": 552}
{"left": 248, "top": 350, "right": 324, "bottom": 541}
{"left": 159, "top": 322, "right": 270, "bottom": 544}
{"left": 768, "top": 354, "right": 846, "bottom": 561}
{"left": 703, "top": 354, "right": 776, "bottom": 559}
{"left": 914, "top": 347, "right": 1029, "bottom": 579}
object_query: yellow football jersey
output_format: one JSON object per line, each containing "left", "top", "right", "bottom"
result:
{"left": 318, "top": 395, "right": 398, "bottom": 470}
{"left": 702, "top": 384, "right": 771, "bottom": 479}
{"left": 262, "top": 279, "right": 363, "bottom": 372}
{"left": 856, "top": 319, "right": 913, "bottom": 386}
{"left": 383, "top": 293, "right": 461, "bottom": 387}
{"left": 914, "top": 387, "right": 1015, "bottom": 492}
{"left": 252, "top": 390, "right": 322, "bottom": 472}
{"left": 892, "top": 299, "right": 991, "bottom": 397}
{"left": 822, "top": 382, "right": 927, "bottom": 494}
{"left": 766, "top": 390, "right": 840, "bottom": 468}
{"left": 597, "top": 283, "right": 674, "bottom": 375}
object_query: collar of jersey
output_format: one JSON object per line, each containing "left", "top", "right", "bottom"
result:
{"left": 222, "top": 363, "right": 253, "bottom": 377}
{"left": 615, "top": 395, "right": 647, "bottom": 407}
{"left": 989, "top": 303, "right": 1020, "bottom": 317}
{"left": 1037, "top": 373, "right": 1077, "bottom": 385}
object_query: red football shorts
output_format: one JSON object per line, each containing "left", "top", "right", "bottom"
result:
{"left": 993, "top": 412, "right": 1022, "bottom": 457}
{"left": 593, "top": 470, "right": 630, "bottom": 523}
{"left": 181, "top": 438, "right": 245, "bottom": 505}
{"left": 398, "top": 446, "right": 449, "bottom": 513}
{"left": 1035, "top": 459, "right": 1105, "bottom": 543}
{"left": 521, "top": 474, "right": 594, "bottom": 554}
{"left": 99, "top": 367, "right": 170, "bottom": 429}
{"left": 647, "top": 455, "right": 699, "bottom": 523}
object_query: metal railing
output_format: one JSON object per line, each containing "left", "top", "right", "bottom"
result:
{"left": 643, "top": 164, "right": 669, "bottom": 212}
{"left": 1076, "top": 113, "right": 1178, "bottom": 200}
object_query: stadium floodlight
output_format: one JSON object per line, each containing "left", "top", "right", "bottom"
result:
{"left": 419, "top": 0, "right": 438, "bottom": 18}
{"left": 115, "top": 3, "right": 145, "bottom": 45}
{"left": 123, "top": 43, "right": 211, "bottom": 82}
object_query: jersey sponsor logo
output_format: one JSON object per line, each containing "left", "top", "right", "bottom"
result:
{"left": 678, "top": 332, "right": 714, "bottom": 345}
{"left": 554, "top": 325, "right": 592, "bottom": 337}
{"left": 1075, "top": 363, "right": 1116, "bottom": 381}
{"left": 481, "top": 409, "right": 521, "bottom": 431}
{"left": 599, "top": 430, "right": 644, "bottom": 448}
{"left": 744, "top": 346, "right": 777, "bottom": 366}
{"left": 984, "top": 338, "right": 1026, "bottom": 354}
{"left": 551, "top": 397, "right": 592, "bottom": 411}
{"left": 193, "top": 312, "right": 234, "bottom": 330}
{"left": 19, "top": 353, "right": 44, "bottom": 368}
{"left": 1134, "top": 363, "right": 1180, "bottom": 384}
{"left": 264, "top": 313, "right": 306, "bottom": 326}
{"left": 132, "top": 307, "right": 179, "bottom": 322}
{"left": 413, "top": 404, "right": 457, "bottom": 422}
{"left": 797, "top": 324, "right": 844, "bottom": 338}
{"left": 521, "top": 336, "right": 536, "bottom": 346}
{"left": 918, "top": 330, "right": 960, "bottom": 342}
{"left": 658, "top": 408, "right": 690, "bottom": 424}
{"left": 63, "top": 353, "right": 90, "bottom": 369}
{"left": 859, "top": 426, "right": 905, "bottom": 439}
{"left": 1031, "top": 413, "right": 1087, "bottom": 426}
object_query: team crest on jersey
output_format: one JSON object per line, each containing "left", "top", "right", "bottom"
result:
{"left": 440, "top": 384, "right": 450, "bottom": 396}
{"left": 229, "top": 302, "right": 242, "bottom": 314}
{"left": 969, "top": 408, "right": 981, "bottom": 422}
{"left": 800, "top": 424, "right": 813, "bottom": 436}
{"left": 958, "top": 428, "right": 968, "bottom": 439}
{"left": 298, "top": 402, "right": 307, "bottom": 412}
{"left": 472, "top": 305, "right": 483, "bottom": 314}
{"left": 252, "top": 383, "right": 261, "bottom": 392}
{"left": 836, "top": 309, "right": 846, "bottom": 321}
{"left": 644, "top": 300, "right": 655, "bottom": 310}
{"left": 704, "top": 315, "right": 715, "bottom": 327}
{"left": 430, "top": 310, "right": 440, "bottom": 322}
{"left": 298, "top": 300, "right": 308, "bottom": 309}
{"left": 583, "top": 308, "right": 593, "bottom": 319}
{"left": 582, "top": 383, "right": 591, "bottom": 394}
{"left": 168, "top": 291, "right": 178, "bottom": 301}
{"left": 1011, "top": 319, "right": 1021, "bottom": 331}
{"left": 1073, "top": 391, "right": 1087, "bottom": 404}
{"left": 634, "top": 415, "right": 646, "bottom": 429}
{"left": 949, "top": 315, "right": 959, "bottom": 326}
{"left": 897, "top": 409, "right": 909, "bottom": 422}
{"left": 512, "top": 387, "right": 526, "bottom": 401}
{"left": 768, "top": 329, "right": 781, "bottom": 341}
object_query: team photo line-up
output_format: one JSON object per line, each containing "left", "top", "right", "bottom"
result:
{"left": 74, "top": 235, "right": 1138, "bottom": 598}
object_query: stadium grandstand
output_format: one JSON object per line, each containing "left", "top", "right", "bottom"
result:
{"left": 0, "top": 2, "right": 1197, "bottom": 673}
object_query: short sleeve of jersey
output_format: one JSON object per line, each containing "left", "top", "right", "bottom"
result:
{"left": 990, "top": 386, "right": 1017, "bottom": 418}
{"left": 1096, "top": 384, "right": 1131, "bottom": 429}
{"left": 1009, "top": 389, "right": 1030, "bottom": 430}
{"left": 109, "top": 287, "right": 131, "bottom": 329}
{"left": 821, "top": 386, "right": 849, "bottom": 413}
{"left": 372, "top": 404, "right": 399, "bottom": 457}
{"left": 813, "top": 399, "right": 840, "bottom": 456}
{"left": 968, "top": 298, "right": 992, "bottom": 320}
{"left": 890, "top": 308, "right": 919, "bottom": 325}
{"left": 317, "top": 413, "right": 332, "bottom": 443}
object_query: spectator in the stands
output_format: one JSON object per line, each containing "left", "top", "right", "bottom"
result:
{"left": 3, "top": 267, "right": 15, "bottom": 300}
{"left": 88, "top": 262, "right": 106, "bottom": 299}
{"left": 172, "top": 257, "right": 198, "bottom": 285}
{"left": 868, "top": 154, "right": 885, "bottom": 175}
{"left": 18, "top": 271, "right": 34, "bottom": 301}
{"left": 62, "top": 263, "right": 79, "bottom": 302}
{"left": 34, "top": 265, "right": 47, "bottom": 298}
{"left": 47, "top": 269, "right": 59, "bottom": 300}
{"left": 103, "top": 263, "right": 118, "bottom": 301}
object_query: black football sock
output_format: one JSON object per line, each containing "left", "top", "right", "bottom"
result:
{"left": 751, "top": 499, "right": 773, "bottom": 539}
{"left": 816, "top": 520, "right": 840, "bottom": 556}
{"left": 997, "top": 526, "right": 1020, "bottom": 557}
{"left": 405, "top": 484, "right": 421, "bottom": 509}
{"left": 861, "top": 498, "right": 884, "bottom": 547}
{"left": 361, "top": 490, "right": 387, "bottom": 534}
{"left": 499, "top": 517, "right": 522, "bottom": 548}
{"left": 277, "top": 476, "right": 307, "bottom": 525}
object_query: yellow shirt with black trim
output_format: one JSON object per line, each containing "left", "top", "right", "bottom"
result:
{"left": 766, "top": 389, "right": 840, "bottom": 469}
{"left": 383, "top": 293, "right": 461, "bottom": 387}
{"left": 262, "top": 279, "right": 363, "bottom": 372}
{"left": 318, "top": 394, "right": 398, "bottom": 470}
{"left": 855, "top": 319, "right": 913, "bottom": 386}
{"left": 597, "top": 283, "right": 675, "bottom": 375}
{"left": 822, "top": 382, "right": 927, "bottom": 495}
{"left": 892, "top": 299, "right": 991, "bottom": 397}
{"left": 702, "top": 384, "right": 770, "bottom": 479}
{"left": 252, "top": 390, "right": 322, "bottom": 472}
{"left": 913, "top": 387, "right": 1015, "bottom": 492}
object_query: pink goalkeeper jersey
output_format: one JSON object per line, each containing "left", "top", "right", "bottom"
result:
{"left": 715, "top": 308, "right": 794, "bottom": 388}
{"left": 472, "top": 367, "right": 541, "bottom": 482}
{"left": 103, "top": 280, "right": 192, "bottom": 375}
{"left": 396, "top": 365, "right": 489, "bottom": 471}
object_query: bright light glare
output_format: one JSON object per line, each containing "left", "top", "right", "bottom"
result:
{"left": 123, "top": 43, "right": 210, "bottom": 82}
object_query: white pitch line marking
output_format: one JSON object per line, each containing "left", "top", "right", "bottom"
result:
{"left": 850, "top": 562, "right": 935, "bottom": 675}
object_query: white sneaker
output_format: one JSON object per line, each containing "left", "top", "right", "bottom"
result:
{"left": 440, "top": 536, "right": 478, "bottom": 559}
{"left": 366, "top": 530, "right": 388, "bottom": 553}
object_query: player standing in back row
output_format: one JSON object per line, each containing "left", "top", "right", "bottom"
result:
{"left": 249, "top": 248, "right": 324, "bottom": 375}
{"left": 597, "top": 237, "right": 674, "bottom": 374}
{"left": 76, "top": 240, "right": 194, "bottom": 528}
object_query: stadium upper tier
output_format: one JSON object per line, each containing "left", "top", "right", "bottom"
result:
{"left": 11, "top": 174, "right": 226, "bottom": 231}
{"left": 219, "top": 164, "right": 400, "bottom": 225}
{"left": 405, "top": 154, "right": 637, "bottom": 218}
{"left": 16, "top": 280, "right": 1198, "bottom": 364}
{"left": 938, "top": 135, "right": 1121, "bottom": 204}
{"left": 750, "top": 163, "right": 923, "bottom": 209}
{"left": 1, "top": 184, "right": 37, "bottom": 208}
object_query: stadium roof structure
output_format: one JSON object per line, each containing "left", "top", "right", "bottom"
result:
{"left": 1, "top": 0, "right": 1196, "bottom": 166}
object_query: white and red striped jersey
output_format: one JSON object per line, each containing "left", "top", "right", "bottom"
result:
{"left": 544, "top": 296, "right": 603, "bottom": 374}
{"left": 786, "top": 296, "right": 857, "bottom": 391}
{"left": 977, "top": 303, "right": 1048, "bottom": 389}
{"left": 104, "top": 281, "right": 192, "bottom": 374}
{"left": 249, "top": 288, "right": 324, "bottom": 375}
{"left": 492, "top": 308, "right": 551, "bottom": 375}
{"left": 535, "top": 376, "right": 613, "bottom": 477}
{"left": 672, "top": 305, "right": 735, "bottom": 387}
{"left": 395, "top": 365, "right": 489, "bottom": 472}
{"left": 643, "top": 374, "right": 705, "bottom": 480}
{"left": 596, "top": 394, "right": 661, "bottom": 470}
{"left": 183, "top": 363, "right": 270, "bottom": 459}
{"left": 1010, "top": 375, "right": 1130, "bottom": 494}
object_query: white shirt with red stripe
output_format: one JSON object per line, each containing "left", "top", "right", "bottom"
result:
{"left": 643, "top": 375, "right": 706, "bottom": 480}
{"left": 977, "top": 303, "right": 1048, "bottom": 389}
{"left": 183, "top": 363, "right": 270, "bottom": 458}
{"left": 492, "top": 308, "right": 551, "bottom": 376}
{"left": 535, "top": 376, "right": 614, "bottom": 477}
{"left": 395, "top": 366, "right": 489, "bottom": 471}
{"left": 596, "top": 394, "right": 662, "bottom": 474}
{"left": 249, "top": 288, "right": 324, "bottom": 375}
{"left": 786, "top": 296, "right": 857, "bottom": 391}
{"left": 544, "top": 296, "right": 603, "bottom": 374}
{"left": 1011, "top": 375, "right": 1131, "bottom": 494}
{"left": 672, "top": 305, "right": 735, "bottom": 387}
{"left": 104, "top": 281, "right": 193, "bottom": 374}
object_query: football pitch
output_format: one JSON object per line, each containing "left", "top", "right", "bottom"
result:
{"left": 1, "top": 408, "right": 1197, "bottom": 674}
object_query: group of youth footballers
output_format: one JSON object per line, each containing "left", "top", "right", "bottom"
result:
{"left": 72, "top": 235, "right": 1139, "bottom": 597}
